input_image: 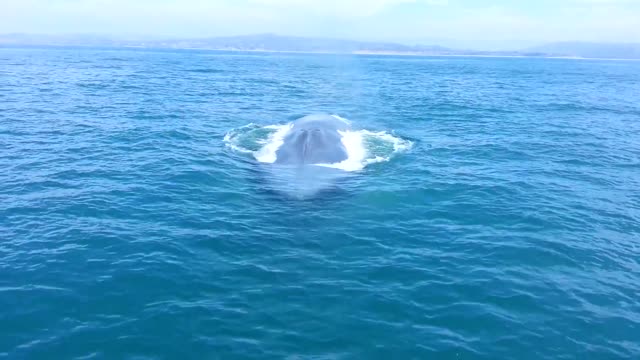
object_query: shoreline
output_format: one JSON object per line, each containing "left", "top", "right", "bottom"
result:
{"left": 144, "top": 46, "right": 640, "bottom": 61}
{"left": 1, "top": 43, "right": 639, "bottom": 61}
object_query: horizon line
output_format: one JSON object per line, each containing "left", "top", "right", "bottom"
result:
{"left": 2, "top": 32, "right": 640, "bottom": 47}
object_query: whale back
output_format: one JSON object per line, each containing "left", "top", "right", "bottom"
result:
{"left": 290, "top": 114, "right": 350, "bottom": 132}
{"left": 275, "top": 115, "right": 349, "bottom": 165}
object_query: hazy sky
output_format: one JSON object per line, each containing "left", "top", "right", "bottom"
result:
{"left": 1, "top": 0, "right": 639, "bottom": 48}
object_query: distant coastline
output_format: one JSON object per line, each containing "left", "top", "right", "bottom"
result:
{"left": 1, "top": 33, "right": 640, "bottom": 60}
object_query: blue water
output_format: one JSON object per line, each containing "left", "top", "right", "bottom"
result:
{"left": 1, "top": 47, "right": 639, "bottom": 359}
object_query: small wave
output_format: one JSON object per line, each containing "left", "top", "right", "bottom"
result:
{"left": 224, "top": 115, "right": 412, "bottom": 172}
{"left": 186, "top": 68, "right": 224, "bottom": 74}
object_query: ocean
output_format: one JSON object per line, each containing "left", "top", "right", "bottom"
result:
{"left": 1, "top": 47, "right": 639, "bottom": 359}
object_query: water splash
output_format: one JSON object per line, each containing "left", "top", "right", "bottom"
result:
{"left": 224, "top": 115, "right": 412, "bottom": 171}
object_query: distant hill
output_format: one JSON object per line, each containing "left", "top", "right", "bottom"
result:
{"left": 107, "top": 33, "right": 459, "bottom": 54}
{"left": 1, "top": 33, "right": 639, "bottom": 59}
{"left": 0, "top": 33, "right": 529, "bottom": 57}
{"left": 153, "top": 33, "right": 429, "bottom": 53}
{"left": 527, "top": 41, "right": 640, "bottom": 59}
{"left": 0, "top": 33, "right": 451, "bottom": 53}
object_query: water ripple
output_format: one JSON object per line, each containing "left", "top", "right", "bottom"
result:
{"left": 1, "top": 47, "right": 639, "bottom": 359}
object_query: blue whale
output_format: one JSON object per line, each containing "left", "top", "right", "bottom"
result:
{"left": 261, "top": 114, "right": 353, "bottom": 199}
{"left": 275, "top": 114, "right": 350, "bottom": 165}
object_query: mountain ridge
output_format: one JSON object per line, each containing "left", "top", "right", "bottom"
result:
{"left": 1, "top": 33, "right": 639, "bottom": 59}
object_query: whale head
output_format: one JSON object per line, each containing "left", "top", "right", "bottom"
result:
{"left": 274, "top": 114, "right": 350, "bottom": 166}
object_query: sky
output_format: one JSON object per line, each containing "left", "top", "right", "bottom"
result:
{"left": 1, "top": 0, "right": 640, "bottom": 49}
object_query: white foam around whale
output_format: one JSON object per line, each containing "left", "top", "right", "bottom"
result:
{"left": 254, "top": 124, "right": 292, "bottom": 163}
{"left": 224, "top": 115, "right": 412, "bottom": 172}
